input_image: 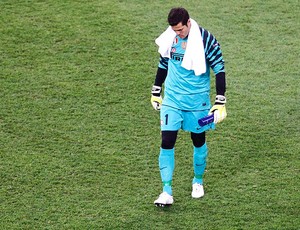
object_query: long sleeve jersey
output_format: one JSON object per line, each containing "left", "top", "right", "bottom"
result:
{"left": 155, "top": 27, "right": 226, "bottom": 111}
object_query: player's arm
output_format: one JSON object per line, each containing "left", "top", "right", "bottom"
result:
{"left": 201, "top": 27, "right": 227, "bottom": 123}
{"left": 151, "top": 56, "right": 169, "bottom": 111}
{"left": 210, "top": 72, "right": 227, "bottom": 123}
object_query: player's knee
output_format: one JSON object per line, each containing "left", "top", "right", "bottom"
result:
{"left": 191, "top": 132, "right": 206, "bottom": 147}
{"left": 161, "top": 131, "right": 178, "bottom": 149}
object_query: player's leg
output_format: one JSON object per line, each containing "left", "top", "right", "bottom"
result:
{"left": 154, "top": 106, "right": 182, "bottom": 206}
{"left": 191, "top": 132, "right": 207, "bottom": 198}
{"left": 182, "top": 110, "right": 210, "bottom": 198}
{"left": 154, "top": 131, "right": 177, "bottom": 206}
{"left": 159, "top": 130, "right": 177, "bottom": 196}
{"left": 191, "top": 132, "right": 207, "bottom": 185}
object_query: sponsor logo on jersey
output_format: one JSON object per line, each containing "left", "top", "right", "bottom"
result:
{"left": 171, "top": 52, "right": 184, "bottom": 61}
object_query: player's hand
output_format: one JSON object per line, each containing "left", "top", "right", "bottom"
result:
{"left": 151, "top": 85, "right": 162, "bottom": 111}
{"left": 209, "top": 95, "right": 227, "bottom": 124}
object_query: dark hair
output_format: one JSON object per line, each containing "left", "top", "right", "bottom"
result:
{"left": 167, "top": 7, "right": 190, "bottom": 26}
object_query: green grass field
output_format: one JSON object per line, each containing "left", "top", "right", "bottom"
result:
{"left": 0, "top": 0, "right": 299, "bottom": 229}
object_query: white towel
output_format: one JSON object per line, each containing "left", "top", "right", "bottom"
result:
{"left": 155, "top": 18, "right": 206, "bottom": 76}
{"left": 155, "top": 26, "right": 176, "bottom": 58}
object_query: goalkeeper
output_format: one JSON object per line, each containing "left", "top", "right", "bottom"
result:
{"left": 151, "top": 7, "right": 227, "bottom": 207}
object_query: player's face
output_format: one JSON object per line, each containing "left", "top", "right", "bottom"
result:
{"left": 171, "top": 20, "right": 191, "bottom": 39}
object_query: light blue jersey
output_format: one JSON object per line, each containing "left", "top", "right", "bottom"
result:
{"left": 158, "top": 27, "right": 225, "bottom": 111}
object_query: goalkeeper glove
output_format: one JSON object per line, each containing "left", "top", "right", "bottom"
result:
{"left": 151, "top": 85, "right": 162, "bottom": 111}
{"left": 209, "top": 95, "right": 227, "bottom": 124}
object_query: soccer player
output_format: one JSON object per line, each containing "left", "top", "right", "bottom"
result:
{"left": 151, "top": 7, "right": 227, "bottom": 207}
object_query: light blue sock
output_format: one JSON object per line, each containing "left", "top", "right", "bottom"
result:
{"left": 159, "top": 148, "right": 175, "bottom": 195}
{"left": 193, "top": 143, "right": 208, "bottom": 185}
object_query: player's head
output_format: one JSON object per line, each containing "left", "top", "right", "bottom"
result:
{"left": 168, "top": 7, "right": 191, "bottom": 39}
{"left": 168, "top": 7, "right": 189, "bottom": 26}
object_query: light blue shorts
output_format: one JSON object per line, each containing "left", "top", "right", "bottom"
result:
{"left": 160, "top": 105, "right": 215, "bottom": 133}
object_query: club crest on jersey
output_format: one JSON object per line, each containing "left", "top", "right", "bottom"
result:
{"left": 181, "top": 42, "right": 187, "bottom": 49}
